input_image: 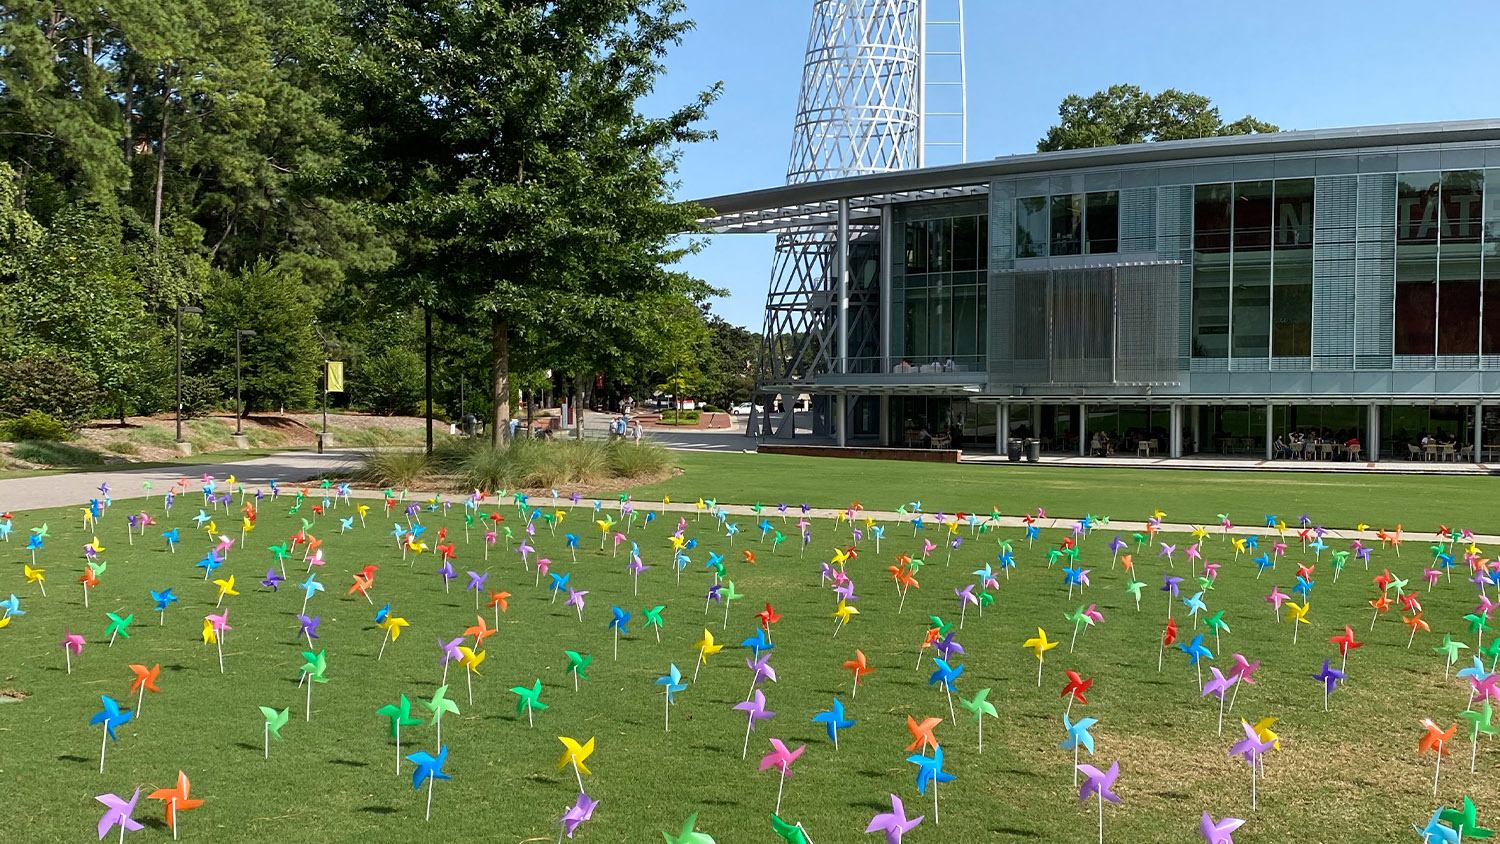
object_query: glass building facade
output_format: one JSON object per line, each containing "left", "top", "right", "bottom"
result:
{"left": 709, "top": 121, "right": 1500, "bottom": 460}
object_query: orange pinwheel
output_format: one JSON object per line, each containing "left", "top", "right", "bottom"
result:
{"left": 843, "top": 649, "right": 874, "bottom": 691}
{"left": 305, "top": 536, "right": 322, "bottom": 554}
{"left": 1369, "top": 594, "right": 1392, "bottom": 616}
{"left": 904, "top": 715, "right": 942, "bottom": 751}
{"left": 1404, "top": 612, "right": 1431, "bottom": 648}
{"left": 78, "top": 567, "right": 100, "bottom": 589}
{"left": 742, "top": 550, "right": 756, "bottom": 564}
{"left": 149, "top": 771, "right": 204, "bottom": 834}
{"left": 1418, "top": 718, "right": 1457, "bottom": 756}
{"left": 358, "top": 564, "right": 378, "bottom": 582}
{"left": 487, "top": 590, "right": 511, "bottom": 612}
{"left": 129, "top": 663, "right": 161, "bottom": 695}
{"left": 464, "top": 616, "right": 498, "bottom": 646}
{"left": 1120, "top": 554, "right": 1133, "bottom": 572}
{"left": 348, "top": 573, "right": 373, "bottom": 599}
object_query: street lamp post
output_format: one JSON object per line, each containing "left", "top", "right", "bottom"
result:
{"left": 234, "top": 329, "right": 257, "bottom": 436}
{"left": 175, "top": 305, "right": 203, "bottom": 444}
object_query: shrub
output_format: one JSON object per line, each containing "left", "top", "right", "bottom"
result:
{"left": 356, "top": 348, "right": 424, "bottom": 416}
{"left": 106, "top": 440, "right": 140, "bottom": 455}
{"left": 178, "top": 375, "right": 222, "bottom": 419}
{"left": 701, "top": 404, "right": 724, "bottom": 413}
{"left": 0, "top": 354, "right": 100, "bottom": 430}
{"left": 657, "top": 409, "right": 700, "bottom": 425}
{"left": 609, "top": 441, "right": 674, "bottom": 478}
{"left": 11, "top": 440, "right": 104, "bottom": 466}
{"left": 354, "top": 449, "right": 433, "bottom": 487}
{"left": 0, "top": 410, "right": 70, "bottom": 442}
{"left": 128, "top": 425, "right": 177, "bottom": 449}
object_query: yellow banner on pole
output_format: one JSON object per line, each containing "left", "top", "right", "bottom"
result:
{"left": 326, "top": 361, "right": 345, "bottom": 393}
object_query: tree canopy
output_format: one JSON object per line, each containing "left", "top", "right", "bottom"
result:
{"left": 1037, "top": 84, "right": 1279, "bottom": 152}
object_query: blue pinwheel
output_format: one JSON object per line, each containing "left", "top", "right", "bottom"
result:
{"left": 811, "top": 698, "right": 856, "bottom": 748}
{"left": 906, "top": 745, "right": 954, "bottom": 796}
{"left": 162, "top": 528, "right": 179, "bottom": 549}
{"left": 196, "top": 552, "right": 223, "bottom": 578}
{"left": 928, "top": 658, "right": 964, "bottom": 692}
{"left": 1061, "top": 714, "right": 1098, "bottom": 754}
{"left": 405, "top": 745, "right": 452, "bottom": 820}
{"left": 741, "top": 627, "right": 774, "bottom": 657}
{"left": 657, "top": 664, "right": 688, "bottom": 730}
{"left": 1179, "top": 634, "right": 1214, "bottom": 665}
{"left": 609, "top": 607, "right": 631, "bottom": 635}
{"left": 150, "top": 588, "right": 178, "bottom": 612}
{"left": 0, "top": 594, "right": 23, "bottom": 618}
{"left": 192, "top": 511, "right": 211, "bottom": 528}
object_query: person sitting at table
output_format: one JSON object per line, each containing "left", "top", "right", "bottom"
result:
{"left": 1344, "top": 434, "right": 1360, "bottom": 459}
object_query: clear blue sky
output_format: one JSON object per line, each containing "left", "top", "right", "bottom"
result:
{"left": 643, "top": 0, "right": 1498, "bottom": 329}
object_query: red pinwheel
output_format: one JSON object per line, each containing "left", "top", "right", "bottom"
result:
{"left": 1061, "top": 670, "right": 1093, "bottom": 713}
{"left": 756, "top": 603, "right": 782, "bottom": 636}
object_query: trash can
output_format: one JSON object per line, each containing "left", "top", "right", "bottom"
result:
{"left": 1026, "top": 439, "right": 1041, "bottom": 462}
{"left": 1007, "top": 437, "right": 1023, "bottom": 461}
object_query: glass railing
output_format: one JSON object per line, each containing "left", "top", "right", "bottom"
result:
{"left": 838, "top": 356, "right": 986, "bottom": 375}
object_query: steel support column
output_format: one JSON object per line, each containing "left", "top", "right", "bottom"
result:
{"left": 836, "top": 394, "right": 847, "bottom": 447}
{"left": 997, "top": 403, "right": 1009, "bottom": 455}
{"left": 1078, "top": 403, "right": 1087, "bottom": 457}
{"left": 1169, "top": 404, "right": 1182, "bottom": 458}
{"left": 1264, "top": 403, "right": 1274, "bottom": 461}
{"left": 1368, "top": 404, "right": 1380, "bottom": 462}
{"left": 837, "top": 197, "right": 850, "bottom": 374}
{"left": 880, "top": 203, "right": 893, "bottom": 373}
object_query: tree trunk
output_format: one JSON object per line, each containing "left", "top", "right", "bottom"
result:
{"left": 153, "top": 83, "right": 172, "bottom": 235}
{"left": 491, "top": 313, "right": 510, "bottom": 445}
{"left": 573, "top": 373, "right": 586, "bottom": 440}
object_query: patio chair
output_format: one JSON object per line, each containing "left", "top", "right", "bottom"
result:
{"left": 1407, "top": 444, "right": 1420, "bottom": 461}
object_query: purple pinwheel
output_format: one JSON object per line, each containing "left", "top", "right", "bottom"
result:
{"left": 560, "top": 792, "right": 597, "bottom": 838}
{"left": 261, "top": 569, "right": 284, "bottom": 591}
{"left": 747, "top": 654, "right": 778, "bottom": 689}
{"left": 1200, "top": 811, "right": 1244, "bottom": 844}
{"left": 834, "top": 582, "right": 859, "bottom": 603}
{"left": 297, "top": 614, "right": 320, "bottom": 642}
{"left": 96, "top": 788, "right": 144, "bottom": 839}
{"left": 933, "top": 631, "right": 965, "bottom": 660}
{"left": 565, "top": 587, "right": 588, "bottom": 621}
{"left": 436, "top": 561, "right": 456, "bottom": 591}
{"left": 866, "top": 793, "right": 923, "bottom": 843}
{"left": 1228, "top": 721, "right": 1274, "bottom": 765}
{"left": 1312, "top": 658, "right": 1345, "bottom": 711}
{"left": 734, "top": 689, "right": 776, "bottom": 759}
{"left": 466, "top": 571, "right": 488, "bottom": 593}
{"left": 1201, "top": 667, "right": 1235, "bottom": 700}
{"left": 1162, "top": 575, "right": 1183, "bottom": 597}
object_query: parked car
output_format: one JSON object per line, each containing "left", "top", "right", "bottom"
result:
{"left": 729, "top": 402, "right": 755, "bottom": 416}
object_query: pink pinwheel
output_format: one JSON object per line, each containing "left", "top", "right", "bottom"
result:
{"left": 866, "top": 793, "right": 923, "bottom": 843}
{"left": 1423, "top": 567, "right": 1441, "bottom": 589}
{"left": 61, "top": 628, "right": 85, "bottom": 673}
{"left": 1473, "top": 674, "right": 1500, "bottom": 702}
{"left": 921, "top": 539, "right": 935, "bottom": 555}
{"left": 734, "top": 689, "right": 776, "bottom": 758}
{"left": 760, "top": 737, "right": 805, "bottom": 813}
{"left": 1478, "top": 596, "right": 1499, "bottom": 616}
{"left": 1263, "top": 586, "right": 1289, "bottom": 619}
{"left": 1203, "top": 563, "right": 1221, "bottom": 581}
{"left": 215, "top": 535, "right": 234, "bottom": 556}
{"left": 1186, "top": 544, "right": 1202, "bottom": 564}
{"left": 1083, "top": 604, "right": 1105, "bottom": 625}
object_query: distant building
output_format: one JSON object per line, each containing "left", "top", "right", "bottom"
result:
{"left": 696, "top": 121, "right": 1500, "bottom": 461}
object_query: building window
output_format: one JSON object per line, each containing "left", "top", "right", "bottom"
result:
{"left": 1016, "top": 196, "right": 1047, "bottom": 258}
{"left": 1396, "top": 172, "right": 1439, "bottom": 355}
{"left": 1272, "top": 178, "right": 1313, "bottom": 357}
{"left": 905, "top": 221, "right": 928, "bottom": 275}
{"left": 1439, "top": 170, "right": 1483, "bottom": 356}
{"left": 1485, "top": 169, "right": 1500, "bottom": 354}
{"left": 1192, "top": 183, "right": 1232, "bottom": 359}
{"left": 1085, "top": 191, "right": 1119, "bottom": 254}
{"left": 1050, "top": 193, "right": 1083, "bottom": 256}
{"left": 1230, "top": 181, "right": 1273, "bottom": 359}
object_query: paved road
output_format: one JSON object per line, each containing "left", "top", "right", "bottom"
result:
{"left": 0, "top": 451, "right": 353, "bottom": 511}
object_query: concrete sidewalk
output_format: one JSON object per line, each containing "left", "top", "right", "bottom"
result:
{"left": 0, "top": 451, "right": 353, "bottom": 511}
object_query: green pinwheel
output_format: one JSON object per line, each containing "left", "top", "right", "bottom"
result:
{"left": 718, "top": 580, "right": 743, "bottom": 629}
{"left": 258, "top": 706, "right": 289, "bottom": 758}
{"left": 958, "top": 687, "right": 998, "bottom": 752}
{"left": 510, "top": 679, "right": 546, "bottom": 727}
{"left": 422, "top": 685, "right": 461, "bottom": 745}
{"left": 1466, "top": 612, "right": 1493, "bottom": 649}
{"left": 1436, "top": 634, "right": 1471, "bottom": 676}
{"left": 663, "top": 813, "right": 716, "bottom": 844}
{"left": 1196, "top": 575, "right": 1215, "bottom": 593}
{"left": 1440, "top": 795, "right": 1495, "bottom": 839}
{"left": 643, "top": 605, "right": 667, "bottom": 643}
{"left": 105, "top": 612, "right": 133, "bottom": 646}
{"left": 1124, "top": 579, "right": 1147, "bottom": 611}
{"left": 1064, "top": 605, "right": 1090, "bottom": 653}
{"left": 770, "top": 814, "right": 810, "bottom": 844}
{"left": 376, "top": 694, "right": 424, "bottom": 775}
{"left": 299, "top": 649, "right": 328, "bottom": 722}
{"left": 928, "top": 614, "right": 953, "bottom": 638}
{"left": 1205, "top": 610, "right": 1231, "bottom": 651}
{"left": 565, "top": 651, "right": 592, "bottom": 692}
{"left": 1459, "top": 701, "right": 1498, "bottom": 774}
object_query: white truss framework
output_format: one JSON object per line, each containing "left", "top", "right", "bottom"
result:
{"left": 756, "top": 1, "right": 965, "bottom": 438}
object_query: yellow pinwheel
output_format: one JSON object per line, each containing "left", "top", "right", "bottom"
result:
{"left": 1152, "top": 509, "right": 1167, "bottom": 520}
{"left": 23, "top": 564, "right": 46, "bottom": 596}
{"left": 832, "top": 600, "right": 859, "bottom": 633}
{"left": 456, "top": 644, "right": 484, "bottom": 673}
{"left": 203, "top": 520, "right": 217, "bottom": 536}
{"left": 557, "top": 736, "right": 595, "bottom": 790}
{"left": 88, "top": 536, "right": 106, "bottom": 555}
{"left": 1190, "top": 525, "right": 1209, "bottom": 541}
{"left": 81, "top": 508, "right": 95, "bottom": 529}
{"left": 1284, "top": 601, "right": 1311, "bottom": 644}
{"left": 1022, "top": 627, "right": 1058, "bottom": 686}
{"left": 692, "top": 629, "right": 723, "bottom": 682}
{"left": 241, "top": 516, "right": 255, "bottom": 535}
{"left": 201, "top": 617, "right": 217, "bottom": 644}
{"left": 1251, "top": 716, "right": 1280, "bottom": 749}
{"left": 212, "top": 575, "right": 238, "bottom": 606}
{"left": 378, "top": 615, "right": 409, "bottom": 642}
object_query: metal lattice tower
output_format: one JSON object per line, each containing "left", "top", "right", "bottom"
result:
{"left": 755, "top": 0, "right": 965, "bottom": 435}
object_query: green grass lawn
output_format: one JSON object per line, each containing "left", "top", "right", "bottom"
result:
{"left": 626, "top": 450, "right": 1500, "bottom": 532}
{"left": 1, "top": 482, "right": 1496, "bottom": 842}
